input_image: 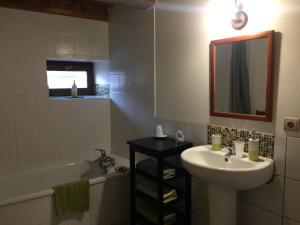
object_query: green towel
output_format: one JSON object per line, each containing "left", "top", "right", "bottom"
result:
{"left": 53, "top": 179, "right": 89, "bottom": 218}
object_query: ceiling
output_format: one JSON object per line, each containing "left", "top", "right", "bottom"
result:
{"left": 0, "top": 0, "right": 155, "bottom": 21}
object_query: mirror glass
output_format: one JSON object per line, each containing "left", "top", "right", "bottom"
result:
{"left": 210, "top": 31, "right": 274, "bottom": 121}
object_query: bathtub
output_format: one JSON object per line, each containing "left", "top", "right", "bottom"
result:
{"left": 0, "top": 154, "right": 130, "bottom": 225}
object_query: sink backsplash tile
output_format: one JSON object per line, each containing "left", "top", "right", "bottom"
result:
{"left": 208, "top": 124, "right": 275, "bottom": 158}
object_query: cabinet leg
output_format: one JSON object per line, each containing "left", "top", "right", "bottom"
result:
{"left": 130, "top": 148, "right": 136, "bottom": 225}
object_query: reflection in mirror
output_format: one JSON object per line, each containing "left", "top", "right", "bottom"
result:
{"left": 210, "top": 31, "right": 274, "bottom": 121}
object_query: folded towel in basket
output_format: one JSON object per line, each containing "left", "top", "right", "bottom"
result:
{"left": 136, "top": 159, "right": 176, "bottom": 180}
{"left": 136, "top": 176, "right": 178, "bottom": 204}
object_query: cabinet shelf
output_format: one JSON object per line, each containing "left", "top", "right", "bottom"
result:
{"left": 128, "top": 137, "right": 193, "bottom": 225}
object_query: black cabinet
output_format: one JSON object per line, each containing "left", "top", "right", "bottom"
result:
{"left": 127, "top": 137, "right": 193, "bottom": 225}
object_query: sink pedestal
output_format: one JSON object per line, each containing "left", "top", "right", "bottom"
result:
{"left": 208, "top": 185, "right": 237, "bottom": 225}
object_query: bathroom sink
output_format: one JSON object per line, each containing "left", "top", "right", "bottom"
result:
{"left": 181, "top": 145, "right": 274, "bottom": 190}
{"left": 181, "top": 145, "right": 274, "bottom": 225}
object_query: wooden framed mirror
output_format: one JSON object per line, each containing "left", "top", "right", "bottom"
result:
{"left": 210, "top": 30, "right": 274, "bottom": 121}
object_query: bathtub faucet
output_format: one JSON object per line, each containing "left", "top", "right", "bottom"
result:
{"left": 95, "top": 149, "right": 115, "bottom": 174}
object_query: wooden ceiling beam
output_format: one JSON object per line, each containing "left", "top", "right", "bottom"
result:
{"left": 93, "top": 0, "right": 155, "bottom": 9}
{"left": 0, "top": 0, "right": 155, "bottom": 22}
{"left": 0, "top": 0, "right": 109, "bottom": 21}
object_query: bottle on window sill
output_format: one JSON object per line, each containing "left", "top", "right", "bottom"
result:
{"left": 71, "top": 80, "right": 78, "bottom": 97}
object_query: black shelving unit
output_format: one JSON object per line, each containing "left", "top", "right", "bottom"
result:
{"left": 127, "top": 137, "right": 193, "bottom": 225}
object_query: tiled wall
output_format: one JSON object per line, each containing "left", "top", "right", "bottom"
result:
{"left": 0, "top": 175, "right": 130, "bottom": 225}
{"left": 109, "top": 6, "right": 155, "bottom": 159}
{"left": 0, "top": 7, "right": 111, "bottom": 175}
{"left": 155, "top": 117, "right": 300, "bottom": 225}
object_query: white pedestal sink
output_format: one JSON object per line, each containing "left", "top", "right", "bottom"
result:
{"left": 181, "top": 145, "right": 274, "bottom": 225}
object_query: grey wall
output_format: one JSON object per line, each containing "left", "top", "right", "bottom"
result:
{"left": 154, "top": 0, "right": 300, "bottom": 224}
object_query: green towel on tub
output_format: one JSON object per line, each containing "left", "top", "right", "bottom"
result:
{"left": 53, "top": 179, "right": 89, "bottom": 218}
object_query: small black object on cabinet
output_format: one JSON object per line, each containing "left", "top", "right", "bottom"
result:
{"left": 127, "top": 137, "right": 193, "bottom": 225}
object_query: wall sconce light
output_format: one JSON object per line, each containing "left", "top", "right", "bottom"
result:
{"left": 231, "top": 0, "right": 248, "bottom": 30}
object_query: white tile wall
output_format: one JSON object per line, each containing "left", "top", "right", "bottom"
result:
{"left": 274, "top": 135, "right": 287, "bottom": 176}
{"left": 185, "top": 122, "right": 208, "bottom": 146}
{"left": 238, "top": 175, "right": 284, "bottom": 215}
{"left": 0, "top": 7, "right": 110, "bottom": 175}
{"left": 237, "top": 201, "right": 282, "bottom": 225}
{"left": 0, "top": 137, "right": 18, "bottom": 173}
{"left": 284, "top": 218, "right": 300, "bottom": 225}
{"left": 286, "top": 137, "right": 300, "bottom": 180}
{"left": 0, "top": 206, "right": 14, "bottom": 225}
{"left": 17, "top": 134, "right": 40, "bottom": 169}
{"left": 284, "top": 178, "right": 300, "bottom": 222}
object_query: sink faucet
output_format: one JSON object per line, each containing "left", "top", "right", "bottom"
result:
{"left": 225, "top": 139, "right": 235, "bottom": 157}
{"left": 95, "top": 149, "right": 115, "bottom": 174}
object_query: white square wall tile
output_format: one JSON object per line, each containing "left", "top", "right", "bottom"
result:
{"left": 0, "top": 206, "right": 14, "bottom": 225}
{"left": 34, "top": 32, "right": 56, "bottom": 54}
{"left": 15, "top": 94, "right": 37, "bottom": 115}
{"left": 274, "top": 135, "right": 287, "bottom": 176}
{"left": 92, "top": 29, "right": 109, "bottom": 59}
{"left": 286, "top": 137, "right": 300, "bottom": 180}
{"left": 15, "top": 114, "right": 38, "bottom": 135}
{"left": 38, "top": 113, "right": 60, "bottom": 133}
{"left": 185, "top": 122, "right": 208, "bottom": 146}
{"left": 75, "top": 34, "right": 92, "bottom": 57}
{"left": 0, "top": 52, "right": 12, "bottom": 80}
{"left": 284, "top": 178, "right": 300, "bottom": 222}
{"left": 39, "top": 132, "right": 61, "bottom": 165}
{"left": 0, "top": 116, "right": 15, "bottom": 138}
{"left": 78, "top": 145, "right": 96, "bottom": 161}
{"left": 17, "top": 134, "right": 40, "bottom": 169}
{"left": 56, "top": 34, "right": 75, "bottom": 57}
{"left": 0, "top": 138, "right": 17, "bottom": 173}
{"left": 0, "top": 74, "right": 14, "bottom": 95}
{"left": 60, "top": 146, "right": 78, "bottom": 163}
{"left": 60, "top": 130, "right": 79, "bottom": 148}
{"left": 0, "top": 29, "right": 12, "bottom": 53}
{"left": 238, "top": 175, "right": 284, "bottom": 215}
{"left": 37, "top": 96, "right": 63, "bottom": 114}
{"left": 11, "top": 30, "right": 36, "bottom": 54}
{"left": 284, "top": 218, "right": 300, "bottom": 225}
{"left": 237, "top": 201, "right": 282, "bottom": 225}
{"left": 0, "top": 95, "right": 14, "bottom": 116}
{"left": 59, "top": 111, "right": 80, "bottom": 131}
{"left": 78, "top": 128, "right": 97, "bottom": 147}
{"left": 13, "top": 72, "right": 38, "bottom": 94}
{"left": 14, "top": 199, "right": 42, "bottom": 225}
{"left": 6, "top": 9, "right": 33, "bottom": 31}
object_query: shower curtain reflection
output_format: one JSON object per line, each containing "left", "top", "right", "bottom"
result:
{"left": 230, "top": 41, "right": 251, "bottom": 114}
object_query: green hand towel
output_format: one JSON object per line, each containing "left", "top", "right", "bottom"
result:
{"left": 53, "top": 179, "right": 89, "bottom": 218}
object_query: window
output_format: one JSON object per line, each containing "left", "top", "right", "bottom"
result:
{"left": 47, "top": 60, "right": 95, "bottom": 96}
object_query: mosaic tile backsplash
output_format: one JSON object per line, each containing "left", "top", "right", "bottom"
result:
{"left": 208, "top": 124, "right": 275, "bottom": 158}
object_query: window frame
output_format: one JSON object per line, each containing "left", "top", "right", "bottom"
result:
{"left": 47, "top": 60, "right": 95, "bottom": 97}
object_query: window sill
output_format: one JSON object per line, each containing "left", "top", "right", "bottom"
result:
{"left": 49, "top": 96, "right": 110, "bottom": 101}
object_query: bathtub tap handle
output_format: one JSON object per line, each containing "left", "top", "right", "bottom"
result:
{"left": 95, "top": 148, "right": 107, "bottom": 158}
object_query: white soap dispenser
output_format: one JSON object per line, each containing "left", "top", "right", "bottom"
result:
{"left": 248, "top": 129, "right": 259, "bottom": 161}
{"left": 71, "top": 80, "right": 78, "bottom": 97}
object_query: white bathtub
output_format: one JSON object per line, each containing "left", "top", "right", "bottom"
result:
{"left": 0, "top": 154, "right": 130, "bottom": 225}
